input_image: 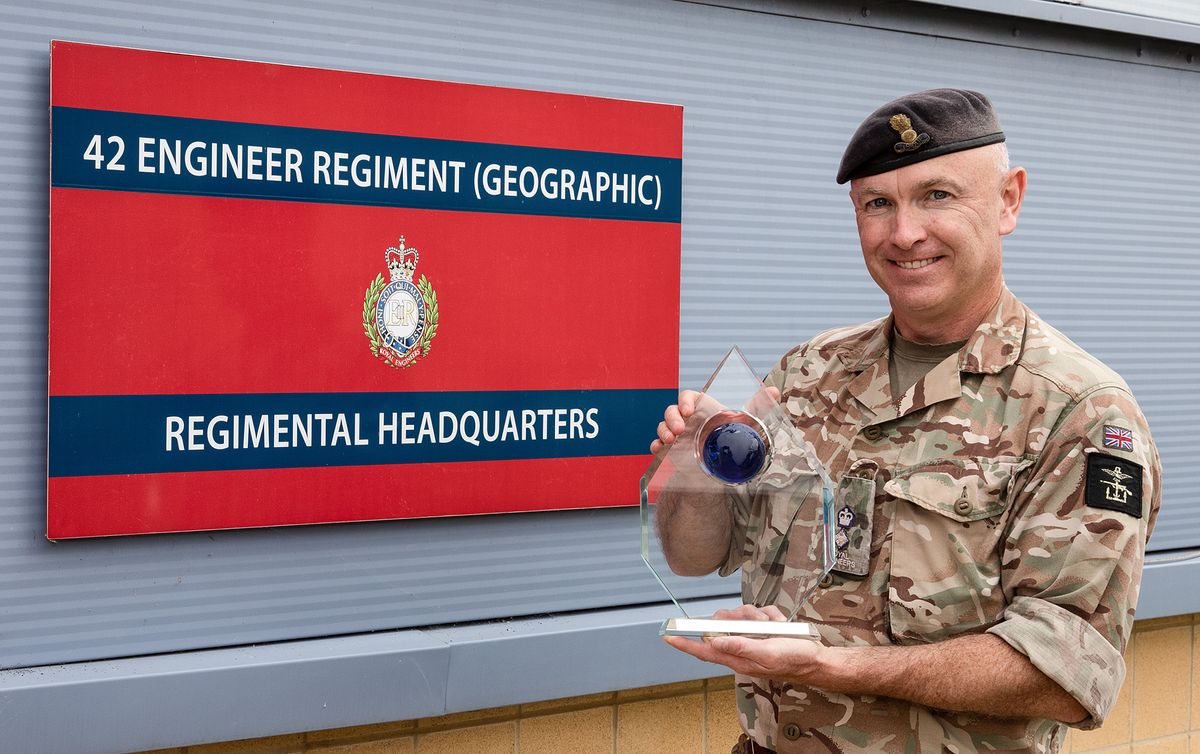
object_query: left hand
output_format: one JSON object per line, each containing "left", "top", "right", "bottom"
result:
{"left": 662, "top": 604, "right": 828, "bottom": 683}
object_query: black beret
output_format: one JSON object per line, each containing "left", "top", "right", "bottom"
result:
{"left": 836, "top": 88, "right": 1005, "bottom": 184}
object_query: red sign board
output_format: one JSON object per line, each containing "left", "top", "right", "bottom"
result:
{"left": 48, "top": 42, "right": 681, "bottom": 538}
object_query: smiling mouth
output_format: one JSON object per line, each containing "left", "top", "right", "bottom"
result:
{"left": 893, "top": 257, "right": 942, "bottom": 270}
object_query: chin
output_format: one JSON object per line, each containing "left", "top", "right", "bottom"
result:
{"left": 887, "top": 287, "right": 948, "bottom": 314}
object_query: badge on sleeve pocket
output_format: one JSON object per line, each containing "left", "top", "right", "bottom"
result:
{"left": 1085, "top": 452, "right": 1144, "bottom": 519}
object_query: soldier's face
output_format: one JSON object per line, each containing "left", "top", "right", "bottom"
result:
{"left": 849, "top": 147, "right": 1026, "bottom": 339}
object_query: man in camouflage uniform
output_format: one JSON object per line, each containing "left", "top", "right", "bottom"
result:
{"left": 651, "top": 89, "right": 1161, "bottom": 754}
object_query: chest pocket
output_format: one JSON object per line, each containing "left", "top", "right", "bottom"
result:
{"left": 884, "top": 456, "right": 1033, "bottom": 643}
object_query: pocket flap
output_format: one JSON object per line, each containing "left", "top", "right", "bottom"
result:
{"left": 883, "top": 456, "right": 1034, "bottom": 522}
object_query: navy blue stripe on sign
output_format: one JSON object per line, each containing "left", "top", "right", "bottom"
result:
{"left": 48, "top": 389, "right": 675, "bottom": 477}
{"left": 50, "top": 107, "right": 681, "bottom": 223}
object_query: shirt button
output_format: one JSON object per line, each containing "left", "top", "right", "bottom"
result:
{"left": 819, "top": 573, "right": 834, "bottom": 588}
{"left": 862, "top": 426, "right": 883, "bottom": 441}
{"left": 955, "top": 499, "right": 972, "bottom": 515}
{"left": 782, "top": 723, "right": 805, "bottom": 740}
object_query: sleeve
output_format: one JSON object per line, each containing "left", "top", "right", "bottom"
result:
{"left": 717, "top": 344, "right": 807, "bottom": 578}
{"left": 986, "top": 385, "right": 1162, "bottom": 729}
{"left": 717, "top": 489, "right": 753, "bottom": 578}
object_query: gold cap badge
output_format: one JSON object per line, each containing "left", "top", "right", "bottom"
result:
{"left": 889, "top": 114, "right": 917, "bottom": 143}
{"left": 889, "top": 113, "right": 929, "bottom": 153}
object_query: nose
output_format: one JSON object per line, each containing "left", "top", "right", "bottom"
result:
{"left": 890, "top": 204, "right": 928, "bottom": 250}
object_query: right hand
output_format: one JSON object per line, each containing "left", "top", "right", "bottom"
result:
{"left": 651, "top": 390, "right": 701, "bottom": 454}
{"left": 649, "top": 386, "right": 783, "bottom": 454}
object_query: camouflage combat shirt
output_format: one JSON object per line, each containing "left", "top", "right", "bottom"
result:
{"left": 720, "top": 287, "right": 1161, "bottom": 754}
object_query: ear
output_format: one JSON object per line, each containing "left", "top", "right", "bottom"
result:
{"left": 998, "top": 167, "right": 1027, "bottom": 236}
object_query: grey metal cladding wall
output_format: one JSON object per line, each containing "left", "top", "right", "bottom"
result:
{"left": 1079, "top": 0, "right": 1200, "bottom": 25}
{"left": 0, "top": 0, "right": 1194, "bottom": 669}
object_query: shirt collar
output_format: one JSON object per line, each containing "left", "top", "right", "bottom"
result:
{"left": 837, "top": 286, "right": 1026, "bottom": 374}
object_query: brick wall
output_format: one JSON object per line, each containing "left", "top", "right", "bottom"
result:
{"left": 1068, "top": 615, "right": 1197, "bottom": 754}
{"left": 139, "top": 614, "right": 1198, "bottom": 754}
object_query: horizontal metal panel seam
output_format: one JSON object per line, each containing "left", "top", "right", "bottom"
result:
{"left": 905, "top": 0, "right": 1200, "bottom": 44}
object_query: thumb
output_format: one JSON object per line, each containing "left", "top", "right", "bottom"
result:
{"left": 707, "top": 635, "right": 748, "bottom": 655}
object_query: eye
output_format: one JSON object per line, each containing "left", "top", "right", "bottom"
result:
{"left": 865, "top": 197, "right": 890, "bottom": 210}
{"left": 929, "top": 189, "right": 950, "bottom": 201}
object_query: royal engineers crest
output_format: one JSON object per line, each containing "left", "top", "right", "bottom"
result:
{"left": 362, "top": 236, "right": 439, "bottom": 368}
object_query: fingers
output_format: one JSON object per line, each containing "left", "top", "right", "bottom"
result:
{"left": 706, "top": 635, "right": 752, "bottom": 655}
{"left": 651, "top": 390, "right": 704, "bottom": 453}
{"left": 657, "top": 419, "right": 676, "bottom": 445}
{"left": 678, "top": 389, "right": 700, "bottom": 417}
{"left": 711, "top": 604, "right": 786, "bottom": 622}
{"left": 662, "top": 634, "right": 747, "bottom": 665}
{"left": 712, "top": 606, "right": 762, "bottom": 621}
{"left": 668, "top": 391, "right": 705, "bottom": 434}
{"left": 661, "top": 634, "right": 776, "bottom": 677}
{"left": 760, "top": 604, "right": 788, "bottom": 621}
{"left": 652, "top": 409, "right": 684, "bottom": 452}
{"left": 746, "top": 385, "right": 782, "bottom": 416}
{"left": 663, "top": 634, "right": 718, "bottom": 661}
{"left": 664, "top": 404, "right": 687, "bottom": 436}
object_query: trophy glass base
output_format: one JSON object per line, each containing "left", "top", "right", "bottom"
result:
{"left": 660, "top": 617, "right": 821, "bottom": 640}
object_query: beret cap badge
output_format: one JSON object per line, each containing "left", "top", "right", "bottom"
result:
{"left": 889, "top": 113, "right": 929, "bottom": 153}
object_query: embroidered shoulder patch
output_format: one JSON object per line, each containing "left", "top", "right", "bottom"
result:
{"left": 1085, "top": 453, "right": 1143, "bottom": 518}
{"left": 1103, "top": 425, "right": 1134, "bottom": 451}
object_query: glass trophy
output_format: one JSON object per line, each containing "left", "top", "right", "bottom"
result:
{"left": 640, "top": 346, "right": 835, "bottom": 639}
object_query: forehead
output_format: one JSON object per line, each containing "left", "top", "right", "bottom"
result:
{"left": 849, "top": 148, "right": 994, "bottom": 195}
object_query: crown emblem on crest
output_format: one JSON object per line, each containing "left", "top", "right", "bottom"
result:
{"left": 386, "top": 236, "right": 420, "bottom": 282}
{"left": 889, "top": 113, "right": 930, "bottom": 153}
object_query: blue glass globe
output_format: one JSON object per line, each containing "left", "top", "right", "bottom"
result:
{"left": 701, "top": 422, "right": 767, "bottom": 484}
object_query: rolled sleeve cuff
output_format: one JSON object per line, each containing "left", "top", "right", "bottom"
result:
{"left": 986, "top": 596, "right": 1125, "bottom": 729}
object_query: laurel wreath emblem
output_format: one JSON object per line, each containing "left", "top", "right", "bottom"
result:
{"left": 416, "top": 275, "right": 439, "bottom": 356}
{"left": 362, "top": 273, "right": 386, "bottom": 358}
{"left": 361, "top": 273, "right": 439, "bottom": 367}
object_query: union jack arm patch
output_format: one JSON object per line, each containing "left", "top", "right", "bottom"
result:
{"left": 1103, "top": 425, "right": 1134, "bottom": 452}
